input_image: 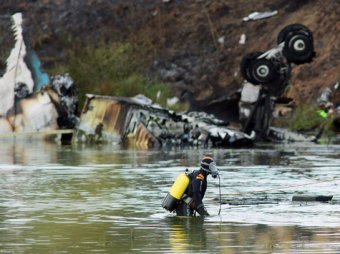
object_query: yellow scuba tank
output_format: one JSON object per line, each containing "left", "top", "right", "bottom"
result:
{"left": 162, "top": 172, "right": 190, "bottom": 211}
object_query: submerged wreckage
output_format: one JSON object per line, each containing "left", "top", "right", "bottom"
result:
{"left": 0, "top": 13, "right": 324, "bottom": 147}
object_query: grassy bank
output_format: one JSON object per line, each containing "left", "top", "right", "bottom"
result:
{"left": 274, "top": 103, "right": 337, "bottom": 141}
{"left": 48, "top": 37, "right": 188, "bottom": 112}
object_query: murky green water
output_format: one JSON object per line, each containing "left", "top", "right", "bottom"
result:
{"left": 0, "top": 141, "right": 339, "bottom": 253}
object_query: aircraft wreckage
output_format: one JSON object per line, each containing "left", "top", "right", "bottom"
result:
{"left": 73, "top": 24, "right": 321, "bottom": 147}
{"left": 0, "top": 13, "right": 322, "bottom": 147}
{"left": 238, "top": 23, "right": 319, "bottom": 142}
{"left": 0, "top": 13, "right": 78, "bottom": 141}
{"left": 0, "top": 12, "right": 254, "bottom": 147}
{"left": 73, "top": 94, "right": 255, "bottom": 148}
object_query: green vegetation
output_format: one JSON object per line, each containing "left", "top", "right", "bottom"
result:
{"left": 49, "top": 38, "right": 188, "bottom": 112}
{"left": 288, "top": 103, "right": 324, "bottom": 131}
{"left": 274, "top": 103, "right": 336, "bottom": 141}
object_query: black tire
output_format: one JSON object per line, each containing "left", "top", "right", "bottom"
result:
{"left": 250, "top": 58, "right": 275, "bottom": 84}
{"left": 283, "top": 33, "right": 315, "bottom": 64}
{"left": 240, "top": 52, "right": 263, "bottom": 85}
{"left": 277, "top": 23, "right": 313, "bottom": 44}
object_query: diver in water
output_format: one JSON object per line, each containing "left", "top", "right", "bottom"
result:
{"left": 175, "top": 156, "right": 219, "bottom": 217}
{"left": 162, "top": 155, "right": 219, "bottom": 217}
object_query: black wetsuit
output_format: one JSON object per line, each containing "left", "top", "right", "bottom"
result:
{"left": 175, "top": 169, "right": 208, "bottom": 216}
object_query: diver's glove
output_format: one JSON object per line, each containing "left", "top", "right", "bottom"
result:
{"left": 203, "top": 208, "right": 210, "bottom": 216}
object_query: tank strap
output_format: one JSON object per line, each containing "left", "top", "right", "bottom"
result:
{"left": 184, "top": 170, "right": 194, "bottom": 196}
{"left": 185, "top": 169, "right": 194, "bottom": 179}
{"left": 182, "top": 194, "right": 193, "bottom": 205}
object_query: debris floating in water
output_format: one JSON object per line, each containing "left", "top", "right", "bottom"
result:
{"left": 292, "top": 195, "right": 333, "bottom": 202}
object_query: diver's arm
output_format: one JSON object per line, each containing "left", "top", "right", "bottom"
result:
{"left": 192, "top": 176, "right": 209, "bottom": 216}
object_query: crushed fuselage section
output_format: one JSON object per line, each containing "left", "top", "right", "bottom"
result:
{"left": 74, "top": 94, "right": 255, "bottom": 148}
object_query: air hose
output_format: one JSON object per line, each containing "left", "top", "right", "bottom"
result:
{"left": 218, "top": 174, "right": 221, "bottom": 215}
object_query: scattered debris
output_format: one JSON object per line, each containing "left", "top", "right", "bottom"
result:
{"left": 317, "top": 82, "right": 339, "bottom": 106}
{"left": 318, "top": 87, "right": 333, "bottom": 105}
{"left": 243, "top": 10, "right": 278, "bottom": 22}
{"left": 166, "top": 96, "right": 179, "bottom": 107}
{"left": 316, "top": 81, "right": 340, "bottom": 132}
{"left": 239, "top": 34, "right": 246, "bottom": 44}
{"left": 50, "top": 73, "right": 79, "bottom": 130}
{"left": 131, "top": 94, "right": 154, "bottom": 106}
{"left": 217, "top": 36, "right": 225, "bottom": 45}
{"left": 267, "top": 127, "right": 318, "bottom": 143}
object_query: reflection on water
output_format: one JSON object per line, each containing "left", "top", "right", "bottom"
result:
{"left": 0, "top": 141, "right": 339, "bottom": 253}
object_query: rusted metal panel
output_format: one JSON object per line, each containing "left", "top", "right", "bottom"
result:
{"left": 75, "top": 95, "right": 133, "bottom": 142}
{"left": 75, "top": 95, "right": 161, "bottom": 144}
{"left": 134, "top": 123, "right": 160, "bottom": 149}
